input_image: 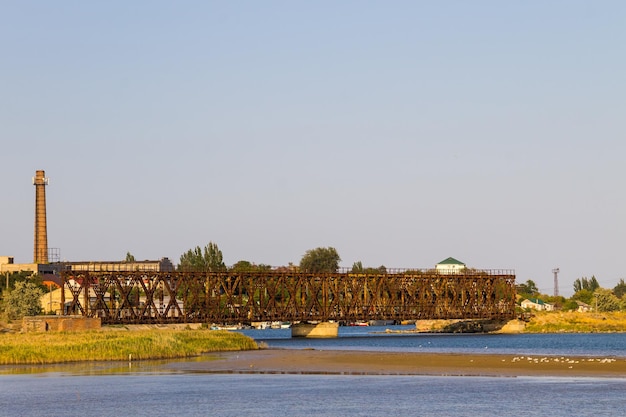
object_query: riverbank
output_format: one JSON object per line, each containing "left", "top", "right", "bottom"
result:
{"left": 524, "top": 311, "right": 626, "bottom": 333}
{"left": 392, "top": 312, "right": 626, "bottom": 334}
{"left": 178, "top": 349, "right": 626, "bottom": 378}
{"left": 0, "top": 328, "right": 258, "bottom": 365}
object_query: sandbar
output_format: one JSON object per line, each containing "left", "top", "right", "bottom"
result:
{"left": 171, "top": 349, "right": 626, "bottom": 378}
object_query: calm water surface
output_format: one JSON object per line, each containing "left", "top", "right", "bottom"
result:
{"left": 1, "top": 373, "right": 625, "bottom": 417}
{"left": 2, "top": 329, "right": 625, "bottom": 416}
{"left": 237, "top": 325, "right": 626, "bottom": 357}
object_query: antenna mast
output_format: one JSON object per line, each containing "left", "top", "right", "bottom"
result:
{"left": 552, "top": 268, "right": 560, "bottom": 297}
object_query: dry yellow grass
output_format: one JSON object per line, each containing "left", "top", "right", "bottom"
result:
{"left": 525, "top": 311, "right": 626, "bottom": 333}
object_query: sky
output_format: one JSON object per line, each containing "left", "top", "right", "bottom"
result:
{"left": 1, "top": 1, "right": 625, "bottom": 296}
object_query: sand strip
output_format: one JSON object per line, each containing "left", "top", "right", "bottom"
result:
{"left": 169, "top": 349, "right": 626, "bottom": 378}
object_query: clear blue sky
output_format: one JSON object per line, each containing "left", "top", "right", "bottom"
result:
{"left": 2, "top": 2, "right": 625, "bottom": 296}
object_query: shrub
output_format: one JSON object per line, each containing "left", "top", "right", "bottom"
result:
{"left": 3, "top": 281, "right": 44, "bottom": 320}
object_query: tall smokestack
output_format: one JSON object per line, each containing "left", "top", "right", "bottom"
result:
{"left": 33, "top": 170, "right": 49, "bottom": 263}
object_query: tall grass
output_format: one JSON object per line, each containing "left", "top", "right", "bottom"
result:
{"left": 0, "top": 329, "right": 257, "bottom": 365}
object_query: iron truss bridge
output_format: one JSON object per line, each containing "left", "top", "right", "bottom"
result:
{"left": 60, "top": 270, "right": 516, "bottom": 325}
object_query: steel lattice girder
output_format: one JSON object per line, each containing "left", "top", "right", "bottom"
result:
{"left": 61, "top": 271, "right": 516, "bottom": 324}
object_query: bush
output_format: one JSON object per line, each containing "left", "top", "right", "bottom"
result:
{"left": 3, "top": 281, "right": 44, "bottom": 320}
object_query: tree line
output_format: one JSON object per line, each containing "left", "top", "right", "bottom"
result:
{"left": 176, "top": 243, "right": 343, "bottom": 274}
{"left": 517, "top": 276, "right": 626, "bottom": 312}
{"left": 175, "top": 243, "right": 390, "bottom": 275}
{"left": 5, "top": 240, "right": 625, "bottom": 320}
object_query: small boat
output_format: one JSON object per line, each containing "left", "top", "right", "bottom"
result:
{"left": 214, "top": 324, "right": 244, "bottom": 330}
{"left": 368, "top": 320, "right": 395, "bottom": 326}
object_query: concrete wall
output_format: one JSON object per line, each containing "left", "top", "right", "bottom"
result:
{"left": 0, "top": 261, "right": 38, "bottom": 274}
{"left": 291, "top": 322, "right": 339, "bottom": 338}
{"left": 0, "top": 259, "right": 61, "bottom": 277}
{"left": 22, "top": 316, "right": 101, "bottom": 332}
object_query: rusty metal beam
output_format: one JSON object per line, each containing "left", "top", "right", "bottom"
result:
{"left": 61, "top": 270, "right": 516, "bottom": 325}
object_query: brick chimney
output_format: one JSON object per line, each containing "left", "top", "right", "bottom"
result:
{"left": 33, "top": 170, "right": 49, "bottom": 263}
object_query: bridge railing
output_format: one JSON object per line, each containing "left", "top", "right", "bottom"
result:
{"left": 336, "top": 268, "right": 515, "bottom": 275}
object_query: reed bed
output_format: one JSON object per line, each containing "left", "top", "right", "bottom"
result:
{"left": 0, "top": 329, "right": 258, "bottom": 365}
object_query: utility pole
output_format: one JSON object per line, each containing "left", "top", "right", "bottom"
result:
{"left": 553, "top": 268, "right": 560, "bottom": 297}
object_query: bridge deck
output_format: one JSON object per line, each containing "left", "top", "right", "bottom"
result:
{"left": 60, "top": 270, "right": 516, "bottom": 325}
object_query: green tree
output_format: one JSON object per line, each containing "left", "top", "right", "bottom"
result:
{"left": 561, "top": 298, "right": 580, "bottom": 311}
{"left": 517, "top": 279, "right": 539, "bottom": 296}
{"left": 572, "top": 289, "right": 594, "bottom": 305}
{"left": 374, "top": 265, "right": 387, "bottom": 274}
{"left": 3, "top": 281, "right": 44, "bottom": 320}
{"left": 125, "top": 252, "right": 136, "bottom": 262}
{"left": 351, "top": 261, "right": 386, "bottom": 274}
{"left": 205, "top": 242, "right": 226, "bottom": 271}
{"left": 613, "top": 278, "right": 626, "bottom": 299}
{"left": 2, "top": 271, "right": 43, "bottom": 293}
{"left": 594, "top": 288, "right": 621, "bottom": 312}
{"left": 230, "top": 260, "right": 272, "bottom": 272}
{"left": 231, "top": 260, "right": 253, "bottom": 272}
{"left": 178, "top": 242, "right": 226, "bottom": 272}
{"left": 573, "top": 276, "right": 600, "bottom": 293}
{"left": 351, "top": 261, "right": 364, "bottom": 273}
{"left": 299, "top": 247, "right": 341, "bottom": 273}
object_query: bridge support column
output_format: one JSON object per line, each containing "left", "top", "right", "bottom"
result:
{"left": 291, "top": 322, "right": 339, "bottom": 338}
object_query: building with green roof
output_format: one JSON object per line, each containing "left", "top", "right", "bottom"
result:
{"left": 435, "top": 257, "right": 466, "bottom": 274}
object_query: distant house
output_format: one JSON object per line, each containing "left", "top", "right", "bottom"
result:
{"left": 575, "top": 301, "right": 592, "bottom": 313}
{"left": 521, "top": 298, "right": 554, "bottom": 311}
{"left": 435, "top": 257, "right": 466, "bottom": 274}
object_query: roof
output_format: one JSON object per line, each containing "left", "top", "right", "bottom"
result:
{"left": 42, "top": 280, "right": 61, "bottom": 289}
{"left": 524, "top": 298, "right": 546, "bottom": 305}
{"left": 437, "top": 257, "right": 465, "bottom": 266}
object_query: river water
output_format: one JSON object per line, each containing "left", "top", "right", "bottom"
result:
{"left": 237, "top": 325, "right": 626, "bottom": 357}
{"left": 1, "top": 326, "right": 625, "bottom": 417}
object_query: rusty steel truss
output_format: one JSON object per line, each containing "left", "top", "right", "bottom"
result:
{"left": 60, "top": 270, "right": 516, "bottom": 325}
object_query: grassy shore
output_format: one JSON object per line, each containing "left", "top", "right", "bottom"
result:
{"left": 1, "top": 311, "right": 624, "bottom": 366}
{"left": 524, "top": 311, "right": 626, "bottom": 333}
{"left": 0, "top": 329, "right": 258, "bottom": 365}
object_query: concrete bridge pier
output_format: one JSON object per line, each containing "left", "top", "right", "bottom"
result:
{"left": 291, "top": 322, "right": 339, "bottom": 338}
